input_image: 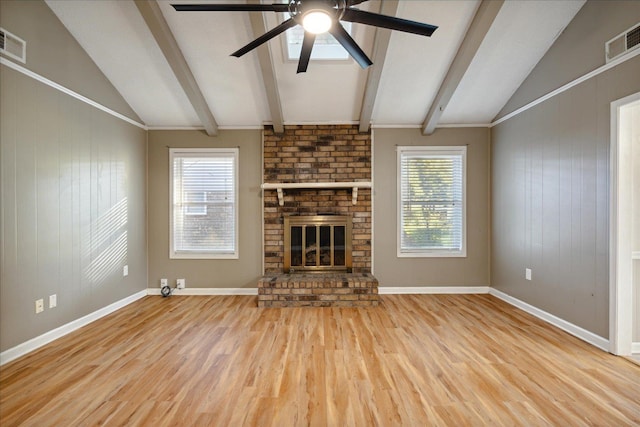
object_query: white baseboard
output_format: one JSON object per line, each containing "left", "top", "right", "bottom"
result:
{"left": 632, "top": 342, "right": 640, "bottom": 354}
{"left": 488, "top": 288, "right": 609, "bottom": 352}
{"left": 146, "top": 287, "right": 258, "bottom": 296}
{"left": 0, "top": 289, "right": 147, "bottom": 366}
{"left": 379, "top": 286, "right": 490, "bottom": 294}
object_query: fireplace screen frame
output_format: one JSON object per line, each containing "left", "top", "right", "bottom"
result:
{"left": 284, "top": 215, "right": 352, "bottom": 273}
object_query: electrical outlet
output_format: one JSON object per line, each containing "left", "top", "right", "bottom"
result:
{"left": 49, "top": 294, "right": 57, "bottom": 308}
{"left": 525, "top": 268, "right": 532, "bottom": 281}
{"left": 160, "top": 278, "right": 168, "bottom": 288}
{"left": 177, "top": 279, "right": 185, "bottom": 289}
{"left": 35, "top": 299, "right": 44, "bottom": 314}
{"left": 123, "top": 265, "right": 129, "bottom": 277}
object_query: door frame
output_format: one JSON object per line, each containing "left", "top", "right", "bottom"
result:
{"left": 609, "top": 91, "right": 640, "bottom": 355}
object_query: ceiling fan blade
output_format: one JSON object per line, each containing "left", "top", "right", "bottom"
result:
{"left": 347, "top": 0, "right": 369, "bottom": 5}
{"left": 172, "top": 4, "right": 289, "bottom": 13}
{"left": 297, "top": 32, "right": 316, "bottom": 74}
{"left": 231, "top": 18, "right": 297, "bottom": 58}
{"left": 328, "top": 23, "right": 372, "bottom": 69}
{"left": 342, "top": 8, "right": 438, "bottom": 37}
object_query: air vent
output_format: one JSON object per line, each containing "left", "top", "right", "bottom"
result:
{"left": 0, "top": 27, "right": 26, "bottom": 64}
{"left": 606, "top": 23, "right": 640, "bottom": 63}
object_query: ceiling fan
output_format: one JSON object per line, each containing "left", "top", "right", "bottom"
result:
{"left": 172, "top": 0, "right": 438, "bottom": 73}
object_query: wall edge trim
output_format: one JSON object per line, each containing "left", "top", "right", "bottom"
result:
{"left": 491, "top": 48, "right": 640, "bottom": 127}
{"left": 378, "top": 286, "right": 490, "bottom": 294}
{"left": 488, "top": 288, "right": 610, "bottom": 352}
{"left": 0, "top": 290, "right": 147, "bottom": 366}
{"left": 147, "top": 287, "right": 259, "bottom": 296}
{"left": 0, "top": 57, "right": 147, "bottom": 130}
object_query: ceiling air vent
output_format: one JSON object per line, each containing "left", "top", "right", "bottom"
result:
{"left": 0, "top": 27, "right": 26, "bottom": 64}
{"left": 606, "top": 22, "right": 640, "bottom": 63}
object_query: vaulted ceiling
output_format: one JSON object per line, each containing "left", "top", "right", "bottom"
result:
{"left": 45, "top": 0, "right": 585, "bottom": 135}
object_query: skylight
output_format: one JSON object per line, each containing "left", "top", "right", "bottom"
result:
{"left": 284, "top": 21, "right": 353, "bottom": 61}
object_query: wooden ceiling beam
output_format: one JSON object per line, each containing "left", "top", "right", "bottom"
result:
{"left": 358, "top": 0, "right": 399, "bottom": 133}
{"left": 247, "top": 0, "right": 284, "bottom": 134}
{"left": 421, "top": 0, "right": 504, "bottom": 135}
{"left": 134, "top": 0, "right": 218, "bottom": 136}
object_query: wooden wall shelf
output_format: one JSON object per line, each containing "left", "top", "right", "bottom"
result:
{"left": 261, "top": 182, "right": 373, "bottom": 206}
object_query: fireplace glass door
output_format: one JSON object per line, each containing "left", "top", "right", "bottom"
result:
{"left": 285, "top": 216, "right": 351, "bottom": 273}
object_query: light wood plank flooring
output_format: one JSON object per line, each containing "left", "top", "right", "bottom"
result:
{"left": 1, "top": 294, "right": 639, "bottom": 426}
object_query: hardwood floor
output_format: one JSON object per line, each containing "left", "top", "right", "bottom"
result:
{"left": 1, "top": 294, "right": 639, "bottom": 426}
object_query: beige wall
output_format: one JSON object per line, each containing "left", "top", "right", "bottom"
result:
{"left": 1, "top": 0, "right": 147, "bottom": 353}
{"left": 497, "top": 0, "right": 640, "bottom": 120}
{"left": 147, "top": 130, "right": 263, "bottom": 289}
{"left": 372, "top": 128, "right": 490, "bottom": 287}
{"left": 0, "top": 67, "right": 147, "bottom": 352}
{"left": 0, "top": 0, "right": 141, "bottom": 123}
{"left": 491, "top": 0, "right": 640, "bottom": 339}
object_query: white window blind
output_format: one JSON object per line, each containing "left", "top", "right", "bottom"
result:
{"left": 397, "top": 146, "right": 466, "bottom": 257}
{"left": 170, "top": 148, "right": 238, "bottom": 259}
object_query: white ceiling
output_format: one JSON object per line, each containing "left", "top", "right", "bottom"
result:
{"left": 45, "top": 0, "right": 585, "bottom": 131}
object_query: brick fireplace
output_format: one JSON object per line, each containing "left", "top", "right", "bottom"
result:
{"left": 258, "top": 124, "right": 378, "bottom": 307}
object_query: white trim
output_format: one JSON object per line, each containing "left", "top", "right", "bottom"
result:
{"left": 632, "top": 342, "right": 640, "bottom": 354}
{"left": 147, "top": 287, "right": 258, "bottom": 296}
{"left": 148, "top": 126, "right": 205, "bottom": 131}
{"left": 169, "top": 148, "right": 240, "bottom": 259}
{"left": 379, "top": 286, "right": 489, "bottom": 294}
{"left": 0, "top": 57, "right": 147, "bottom": 130}
{"left": 436, "top": 123, "right": 491, "bottom": 128}
{"left": 609, "top": 92, "right": 640, "bottom": 355}
{"left": 148, "top": 125, "right": 266, "bottom": 131}
{"left": 489, "top": 288, "right": 609, "bottom": 352}
{"left": 283, "top": 120, "right": 359, "bottom": 125}
{"left": 218, "top": 125, "right": 265, "bottom": 130}
{"left": 396, "top": 145, "right": 467, "bottom": 258}
{"left": 0, "top": 290, "right": 147, "bottom": 366}
{"left": 632, "top": 251, "right": 640, "bottom": 260}
{"left": 371, "top": 124, "right": 422, "bottom": 129}
{"left": 491, "top": 48, "right": 640, "bottom": 127}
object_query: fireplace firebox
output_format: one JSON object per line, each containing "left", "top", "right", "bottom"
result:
{"left": 284, "top": 215, "right": 352, "bottom": 273}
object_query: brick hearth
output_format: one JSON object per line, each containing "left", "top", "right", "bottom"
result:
{"left": 259, "top": 125, "right": 378, "bottom": 307}
{"left": 257, "top": 273, "right": 379, "bottom": 308}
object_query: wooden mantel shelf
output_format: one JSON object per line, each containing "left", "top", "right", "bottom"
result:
{"left": 261, "top": 182, "right": 372, "bottom": 206}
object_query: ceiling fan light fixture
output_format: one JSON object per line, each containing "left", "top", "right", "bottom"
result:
{"left": 302, "top": 10, "right": 332, "bottom": 34}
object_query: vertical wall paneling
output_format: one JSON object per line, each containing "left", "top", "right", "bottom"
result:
{"left": 0, "top": 66, "right": 147, "bottom": 353}
{"left": 491, "top": 1, "right": 640, "bottom": 340}
{"left": 492, "top": 58, "right": 640, "bottom": 339}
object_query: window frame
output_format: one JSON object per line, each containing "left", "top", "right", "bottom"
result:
{"left": 169, "top": 148, "right": 239, "bottom": 260}
{"left": 396, "top": 145, "right": 467, "bottom": 258}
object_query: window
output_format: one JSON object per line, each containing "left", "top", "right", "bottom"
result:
{"left": 184, "top": 191, "right": 207, "bottom": 216}
{"left": 170, "top": 148, "right": 238, "bottom": 259}
{"left": 283, "top": 18, "right": 353, "bottom": 61}
{"left": 397, "top": 146, "right": 466, "bottom": 257}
